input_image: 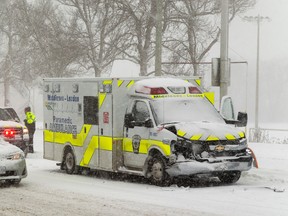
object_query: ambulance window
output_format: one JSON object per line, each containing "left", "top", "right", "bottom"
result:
{"left": 132, "top": 101, "right": 150, "bottom": 123}
{"left": 84, "top": 96, "right": 98, "bottom": 125}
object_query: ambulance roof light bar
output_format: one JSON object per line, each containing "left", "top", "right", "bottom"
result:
{"left": 136, "top": 86, "right": 168, "bottom": 95}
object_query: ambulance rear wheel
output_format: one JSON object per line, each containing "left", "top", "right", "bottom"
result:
{"left": 64, "top": 150, "right": 76, "bottom": 174}
{"left": 149, "top": 155, "right": 170, "bottom": 186}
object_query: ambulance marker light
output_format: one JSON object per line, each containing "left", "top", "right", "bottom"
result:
{"left": 150, "top": 87, "right": 168, "bottom": 95}
{"left": 189, "top": 87, "right": 201, "bottom": 94}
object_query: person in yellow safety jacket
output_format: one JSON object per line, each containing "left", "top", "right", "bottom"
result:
{"left": 24, "top": 106, "right": 36, "bottom": 153}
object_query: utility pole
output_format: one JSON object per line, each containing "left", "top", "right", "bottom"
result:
{"left": 155, "top": 0, "right": 163, "bottom": 76}
{"left": 220, "top": 0, "right": 230, "bottom": 99}
{"left": 243, "top": 15, "right": 270, "bottom": 142}
{"left": 0, "top": 0, "right": 8, "bottom": 106}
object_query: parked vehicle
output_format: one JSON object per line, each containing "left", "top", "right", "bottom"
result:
{"left": 3, "top": 107, "right": 21, "bottom": 123}
{"left": 0, "top": 107, "right": 29, "bottom": 156}
{"left": 0, "top": 138, "right": 27, "bottom": 184}
{"left": 43, "top": 77, "right": 253, "bottom": 185}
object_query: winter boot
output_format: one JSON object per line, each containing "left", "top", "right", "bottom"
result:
{"left": 28, "top": 144, "right": 34, "bottom": 153}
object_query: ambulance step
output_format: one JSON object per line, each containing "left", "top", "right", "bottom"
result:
{"left": 118, "top": 166, "right": 144, "bottom": 176}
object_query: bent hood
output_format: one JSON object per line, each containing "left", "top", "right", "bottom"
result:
{"left": 172, "top": 121, "right": 245, "bottom": 141}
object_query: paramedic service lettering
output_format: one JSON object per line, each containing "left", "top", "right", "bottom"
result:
{"left": 50, "top": 116, "right": 77, "bottom": 134}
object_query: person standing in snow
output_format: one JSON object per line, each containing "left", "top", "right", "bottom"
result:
{"left": 24, "top": 106, "right": 36, "bottom": 153}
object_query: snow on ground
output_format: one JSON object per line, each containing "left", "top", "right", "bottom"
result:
{"left": 1, "top": 129, "right": 288, "bottom": 216}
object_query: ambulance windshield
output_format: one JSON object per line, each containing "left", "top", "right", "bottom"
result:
{"left": 150, "top": 97, "right": 225, "bottom": 125}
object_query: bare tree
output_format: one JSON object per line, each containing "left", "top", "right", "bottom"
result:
{"left": 58, "top": 0, "right": 129, "bottom": 77}
{"left": 0, "top": 0, "right": 85, "bottom": 105}
{"left": 163, "top": 0, "right": 256, "bottom": 76}
{"left": 114, "top": 0, "right": 159, "bottom": 76}
{"left": 0, "top": 0, "right": 25, "bottom": 106}
{"left": 19, "top": 0, "right": 84, "bottom": 78}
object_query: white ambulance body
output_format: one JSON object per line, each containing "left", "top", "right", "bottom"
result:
{"left": 43, "top": 77, "right": 252, "bottom": 185}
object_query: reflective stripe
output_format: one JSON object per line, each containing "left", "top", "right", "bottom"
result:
{"left": 80, "top": 136, "right": 99, "bottom": 166}
{"left": 204, "top": 92, "right": 215, "bottom": 105}
{"left": 126, "top": 80, "right": 134, "bottom": 88}
{"left": 99, "top": 93, "right": 106, "bottom": 108}
{"left": 206, "top": 135, "right": 219, "bottom": 141}
{"left": 177, "top": 129, "right": 186, "bottom": 137}
{"left": 99, "top": 136, "right": 113, "bottom": 150}
{"left": 44, "top": 130, "right": 53, "bottom": 141}
{"left": 103, "top": 80, "right": 112, "bottom": 85}
{"left": 226, "top": 133, "right": 236, "bottom": 140}
{"left": 151, "top": 94, "right": 204, "bottom": 99}
{"left": 117, "top": 80, "right": 124, "bottom": 87}
{"left": 44, "top": 125, "right": 92, "bottom": 146}
{"left": 190, "top": 134, "right": 202, "bottom": 140}
{"left": 238, "top": 131, "right": 245, "bottom": 138}
{"left": 123, "top": 138, "right": 171, "bottom": 156}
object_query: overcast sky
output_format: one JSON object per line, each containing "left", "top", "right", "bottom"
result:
{"left": 229, "top": 0, "right": 288, "bottom": 62}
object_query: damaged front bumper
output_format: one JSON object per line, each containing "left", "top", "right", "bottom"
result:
{"left": 166, "top": 155, "right": 253, "bottom": 177}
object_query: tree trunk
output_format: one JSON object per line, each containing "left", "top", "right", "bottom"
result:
{"left": 4, "top": 80, "right": 10, "bottom": 107}
{"left": 193, "top": 63, "right": 199, "bottom": 76}
{"left": 139, "top": 51, "right": 148, "bottom": 76}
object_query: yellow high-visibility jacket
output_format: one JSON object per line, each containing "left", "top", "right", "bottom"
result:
{"left": 25, "top": 111, "right": 36, "bottom": 124}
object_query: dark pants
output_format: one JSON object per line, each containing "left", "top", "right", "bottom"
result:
{"left": 25, "top": 122, "right": 36, "bottom": 143}
{"left": 25, "top": 122, "right": 36, "bottom": 152}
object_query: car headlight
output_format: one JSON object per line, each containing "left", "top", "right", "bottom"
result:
{"left": 8, "top": 152, "right": 24, "bottom": 160}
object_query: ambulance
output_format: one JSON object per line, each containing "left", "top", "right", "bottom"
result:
{"left": 43, "top": 77, "right": 253, "bottom": 185}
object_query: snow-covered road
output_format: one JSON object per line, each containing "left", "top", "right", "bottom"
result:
{"left": 1, "top": 129, "right": 288, "bottom": 216}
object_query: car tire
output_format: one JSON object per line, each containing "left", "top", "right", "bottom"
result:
{"left": 218, "top": 171, "right": 241, "bottom": 184}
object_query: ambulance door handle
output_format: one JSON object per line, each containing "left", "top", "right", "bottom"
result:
{"left": 101, "top": 128, "right": 103, "bottom": 135}
{"left": 84, "top": 127, "right": 86, "bottom": 133}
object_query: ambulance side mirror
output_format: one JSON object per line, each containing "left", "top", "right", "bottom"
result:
{"left": 124, "top": 113, "right": 135, "bottom": 128}
{"left": 236, "top": 112, "right": 247, "bottom": 127}
{"left": 144, "top": 118, "right": 153, "bottom": 128}
{"left": 220, "top": 96, "right": 247, "bottom": 127}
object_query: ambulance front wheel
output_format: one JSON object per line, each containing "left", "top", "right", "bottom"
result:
{"left": 217, "top": 171, "right": 241, "bottom": 184}
{"left": 148, "top": 155, "right": 171, "bottom": 186}
{"left": 64, "top": 149, "right": 76, "bottom": 174}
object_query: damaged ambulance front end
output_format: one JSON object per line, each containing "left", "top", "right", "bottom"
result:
{"left": 162, "top": 121, "right": 253, "bottom": 183}
{"left": 149, "top": 93, "right": 253, "bottom": 184}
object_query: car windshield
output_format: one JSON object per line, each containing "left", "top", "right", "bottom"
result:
{"left": 0, "top": 108, "right": 14, "bottom": 121}
{"left": 150, "top": 97, "right": 225, "bottom": 125}
{"left": 4, "top": 108, "right": 20, "bottom": 122}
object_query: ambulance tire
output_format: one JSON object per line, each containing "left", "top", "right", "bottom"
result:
{"left": 218, "top": 171, "right": 241, "bottom": 184}
{"left": 64, "top": 149, "right": 76, "bottom": 174}
{"left": 149, "top": 155, "right": 171, "bottom": 186}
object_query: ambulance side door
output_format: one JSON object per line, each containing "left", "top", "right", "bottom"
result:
{"left": 123, "top": 100, "right": 153, "bottom": 169}
{"left": 98, "top": 93, "right": 113, "bottom": 170}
